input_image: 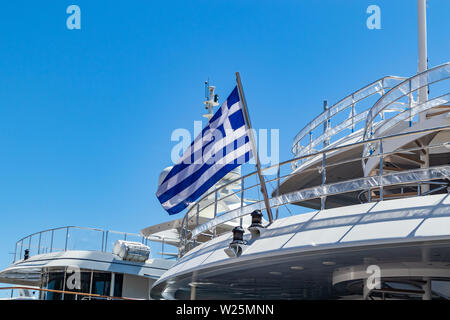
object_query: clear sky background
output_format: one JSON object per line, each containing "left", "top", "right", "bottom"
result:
{"left": 0, "top": 0, "right": 448, "bottom": 272}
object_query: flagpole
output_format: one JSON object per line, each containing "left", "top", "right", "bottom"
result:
{"left": 235, "top": 72, "right": 273, "bottom": 224}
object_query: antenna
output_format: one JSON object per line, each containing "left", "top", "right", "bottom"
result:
{"left": 203, "top": 80, "right": 219, "bottom": 120}
{"left": 204, "top": 78, "right": 209, "bottom": 100}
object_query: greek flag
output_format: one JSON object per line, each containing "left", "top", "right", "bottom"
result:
{"left": 156, "top": 86, "right": 253, "bottom": 215}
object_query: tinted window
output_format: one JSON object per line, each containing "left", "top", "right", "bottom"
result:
{"left": 114, "top": 273, "right": 123, "bottom": 298}
{"left": 92, "top": 272, "right": 111, "bottom": 296}
{"left": 45, "top": 271, "right": 64, "bottom": 300}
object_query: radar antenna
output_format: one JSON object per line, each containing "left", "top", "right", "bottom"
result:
{"left": 203, "top": 80, "right": 219, "bottom": 120}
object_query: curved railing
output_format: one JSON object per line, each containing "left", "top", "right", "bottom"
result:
{"left": 291, "top": 76, "right": 407, "bottom": 168}
{"left": 13, "top": 226, "right": 176, "bottom": 263}
{"left": 179, "top": 125, "right": 450, "bottom": 256}
{"left": 363, "top": 62, "right": 450, "bottom": 157}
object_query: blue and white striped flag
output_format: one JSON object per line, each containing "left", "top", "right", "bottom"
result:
{"left": 156, "top": 86, "right": 253, "bottom": 215}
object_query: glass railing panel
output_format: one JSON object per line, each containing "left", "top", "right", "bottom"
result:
{"left": 50, "top": 228, "right": 69, "bottom": 253}
{"left": 104, "top": 231, "right": 127, "bottom": 252}
{"left": 27, "top": 234, "right": 39, "bottom": 257}
{"left": 122, "top": 233, "right": 143, "bottom": 244}
{"left": 144, "top": 238, "right": 176, "bottom": 259}
{"left": 38, "top": 230, "right": 53, "bottom": 255}
{"left": 12, "top": 226, "right": 180, "bottom": 261}
{"left": 66, "top": 227, "right": 104, "bottom": 252}
{"left": 15, "top": 240, "right": 24, "bottom": 262}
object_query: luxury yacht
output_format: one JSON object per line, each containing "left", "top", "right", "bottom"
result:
{"left": 0, "top": 226, "right": 178, "bottom": 300}
{"left": 150, "top": 2, "right": 450, "bottom": 300}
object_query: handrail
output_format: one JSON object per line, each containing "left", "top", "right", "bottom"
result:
{"left": 0, "top": 286, "right": 140, "bottom": 300}
{"left": 13, "top": 226, "right": 176, "bottom": 263}
{"left": 372, "top": 93, "right": 450, "bottom": 142}
{"left": 291, "top": 76, "right": 407, "bottom": 157}
{"left": 179, "top": 124, "right": 450, "bottom": 256}
{"left": 190, "top": 164, "right": 450, "bottom": 239}
{"left": 361, "top": 63, "right": 450, "bottom": 162}
{"left": 14, "top": 226, "right": 106, "bottom": 244}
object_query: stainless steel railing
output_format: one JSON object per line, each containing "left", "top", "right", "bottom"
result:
{"left": 13, "top": 226, "right": 177, "bottom": 263}
{"left": 291, "top": 76, "right": 407, "bottom": 169}
{"left": 179, "top": 125, "right": 450, "bottom": 256}
{"left": 363, "top": 62, "right": 450, "bottom": 157}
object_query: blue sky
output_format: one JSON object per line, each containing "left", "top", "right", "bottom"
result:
{"left": 0, "top": 0, "right": 448, "bottom": 271}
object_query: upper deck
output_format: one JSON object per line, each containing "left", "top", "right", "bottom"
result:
{"left": 12, "top": 225, "right": 177, "bottom": 264}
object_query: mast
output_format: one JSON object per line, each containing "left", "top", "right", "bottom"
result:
{"left": 417, "top": 0, "right": 428, "bottom": 122}
{"left": 417, "top": 1, "right": 432, "bottom": 284}
{"left": 235, "top": 72, "right": 274, "bottom": 224}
